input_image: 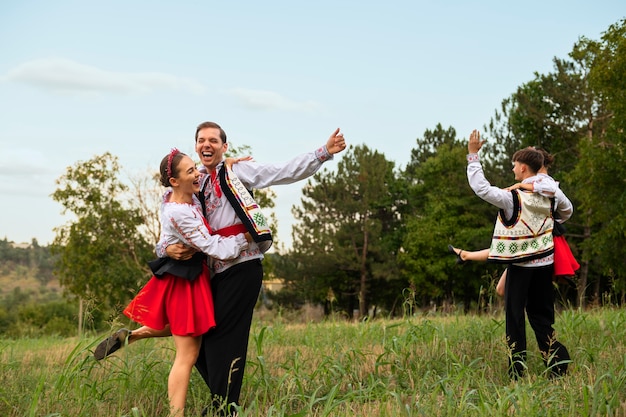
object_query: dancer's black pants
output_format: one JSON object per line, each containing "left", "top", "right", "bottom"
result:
{"left": 195, "top": 259, "right": 263, "bottom": 413}
{"left": 505, "top": 263, "right": 570, "bottom": 378}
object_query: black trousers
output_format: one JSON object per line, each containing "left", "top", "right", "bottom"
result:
{"left": 504, "top": 263, "right": 570, "bottom": 378}
{"left": 195, "top": 259, "right": 263, "bottom": 413}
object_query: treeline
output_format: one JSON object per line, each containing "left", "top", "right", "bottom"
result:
{"left": 270, "top": 19, "right": 626, "bottom": 317}
{"left": 4, "top": 19, "right": 624, "bottom": 332}
{"left": 0, "top": 239, "right": 108, "bottom": 337}
{"left": 0, "top": 238, "right": 55, "bottom": 283}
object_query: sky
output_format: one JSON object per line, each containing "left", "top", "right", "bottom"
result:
{"left": 0, "top": 1, "right": 623, "bottom": 251}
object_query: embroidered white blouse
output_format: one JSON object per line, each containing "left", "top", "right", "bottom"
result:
{"left": 158, "top": 190, "right": 249, "bottom": 261}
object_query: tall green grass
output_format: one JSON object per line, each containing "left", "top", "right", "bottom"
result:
{"left": 1, "top": 308, "right": 625, "bottom": 416}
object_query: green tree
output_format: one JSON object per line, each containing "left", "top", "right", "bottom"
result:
{"left": 289, "top": 145, "right": 405, "bottom": 318}
{"left": 129, "top": 169, "right": 163, "bottom": 246}
{"left": 484, "top": 57, "right": 588, "bottom": 175}
{"left": 569, "top": 19, "right": 626, "bottom": 302}
{"left": 51, "top": 153, "right": 153, "bottom": 313}
{"left": 484, "top": 22, "right": 626, "bottom": 306}
{"left": 400, "top": 126, "right": 499, "bottom": 309}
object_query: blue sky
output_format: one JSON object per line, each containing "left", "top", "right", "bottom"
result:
{"left": 0, "top": 1, "right": 622, "bottom": 250}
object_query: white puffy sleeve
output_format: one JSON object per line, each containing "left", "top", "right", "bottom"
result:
{"left": 161, "top": 202, "right": 248, "bottom": 260}
{"left": 532, "top": 175, "right": 557, "bottom": 197}
{"left": 554, "top": 188, "right": 573, "bottom": 223}
{"left": 232, "top": 145, "right": 333, "bottom": 188}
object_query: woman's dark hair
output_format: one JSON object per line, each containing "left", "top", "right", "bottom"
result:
{"left": 533, "top": 146, "right": 554, "bottom": 169}
{"left": 159, "top": 150, "right": 187, "bottom": 187}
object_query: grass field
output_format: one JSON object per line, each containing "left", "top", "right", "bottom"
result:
{"left": 1, "top": 307, "right": 625, "bottom": 416}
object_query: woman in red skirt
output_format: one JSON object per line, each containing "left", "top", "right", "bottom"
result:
{"left": 95, "top": 149, "right": 250, "bottom": 417}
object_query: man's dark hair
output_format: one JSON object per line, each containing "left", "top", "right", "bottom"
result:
{"left": 512, "top": 148, "right": 544, "bottom": 174}
{"left": 195, "top": 121, "right": 227, "bottom": 143}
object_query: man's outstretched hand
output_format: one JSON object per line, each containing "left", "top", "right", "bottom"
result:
{"left": 326, "top": 128, "right": 347, "bottom": 155}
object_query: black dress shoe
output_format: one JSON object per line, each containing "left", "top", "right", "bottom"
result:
{"left": 448, "top": 245, "right": 465, "bottom": 264}
{"left": 94, "top": 328, "right": 131, "bottom": 360}
{"left": 555, "top": 275, "right": 577, "bottom": 289}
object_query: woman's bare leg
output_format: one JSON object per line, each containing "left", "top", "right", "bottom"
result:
{"left": 128, "top": 325, "right": 172, "bottom": 344}
{"left": 448, "top": 245, "right": 507, "bottom": 297}
{"left": 168, "top": 335, "right": 202, "bottom": 417}
{"left": 449, "top": 246, "right": 490, "bottom": 262}
{"left": 496, "top": 269, "right": 507, "bottom": 297}
{"left": 94, "top": 325, "right": 172, "bottom": 360}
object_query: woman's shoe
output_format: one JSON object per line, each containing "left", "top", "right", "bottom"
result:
{"left": 448, "top": 244, "right": 466, "bottom": 265}
{"left": 555, "top": 275, "right": 577, "bottom": 289}
{"left": 94, "top": 328, "right": 131, "bottom": 360}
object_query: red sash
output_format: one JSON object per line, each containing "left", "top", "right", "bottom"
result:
{"left": 213, "top": 224, "right": 247, "bottom": 237}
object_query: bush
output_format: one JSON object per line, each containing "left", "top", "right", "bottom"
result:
{"left": 0, "top": 300, "right": 80, "bottom": 338}
{"left": 0, "top": 307, "right": 10, "bottom": 334}
{"left": 44, "top": 316, "right": 76, "bottom": 337}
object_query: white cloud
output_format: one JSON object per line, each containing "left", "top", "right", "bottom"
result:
{"left": 227, "top": 87, "right": 322, "bottom": 112}
{"left": 0, "top": 146, "right": 63, "bottom": 199}
{"left": 0, "top": 147, "right": 53, "bottom": 174}
{"left": 2, "top": 58, "right": 206, "bottom": 96}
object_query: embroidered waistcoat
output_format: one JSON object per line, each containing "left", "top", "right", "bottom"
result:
{"left": 487, "top": 190, "right": 554, "bottom": 263}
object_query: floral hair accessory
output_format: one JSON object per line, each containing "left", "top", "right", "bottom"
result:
{"left": 166, "top": 148, "right": 180, "bottom": 180}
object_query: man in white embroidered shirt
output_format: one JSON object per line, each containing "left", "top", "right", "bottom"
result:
{"left": 161, "top": 121, "right": 347, "bottom": 415}
{"left": 466, "top": 129, "right": 572, "bottom": 379}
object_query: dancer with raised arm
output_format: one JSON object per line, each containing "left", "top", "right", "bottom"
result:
{"left": 449, "top": 147, "right": 578, "bottom": 297}
{"left": 162, "top": 122, "right": 347, "bottom": 415}
{"left": 465, "top": 131, "right": 572, "bottom": 379}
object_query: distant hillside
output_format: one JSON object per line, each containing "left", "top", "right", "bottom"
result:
{"left": 0, "top": 267, "right": 62, "bottom": 299}
{"left": 0, "top": 238, "right": 61, "bottom": 301}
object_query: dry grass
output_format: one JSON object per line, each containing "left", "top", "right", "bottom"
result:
{"left": 1, "top": 308, "right": 626, "bottom": 416}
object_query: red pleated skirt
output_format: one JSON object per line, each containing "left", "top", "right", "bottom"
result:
{"left": 123, "top": 263, "right": 216, "bottom": 337}
{"left": 553, "top": 235, "right": 580, "bottom": 277}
